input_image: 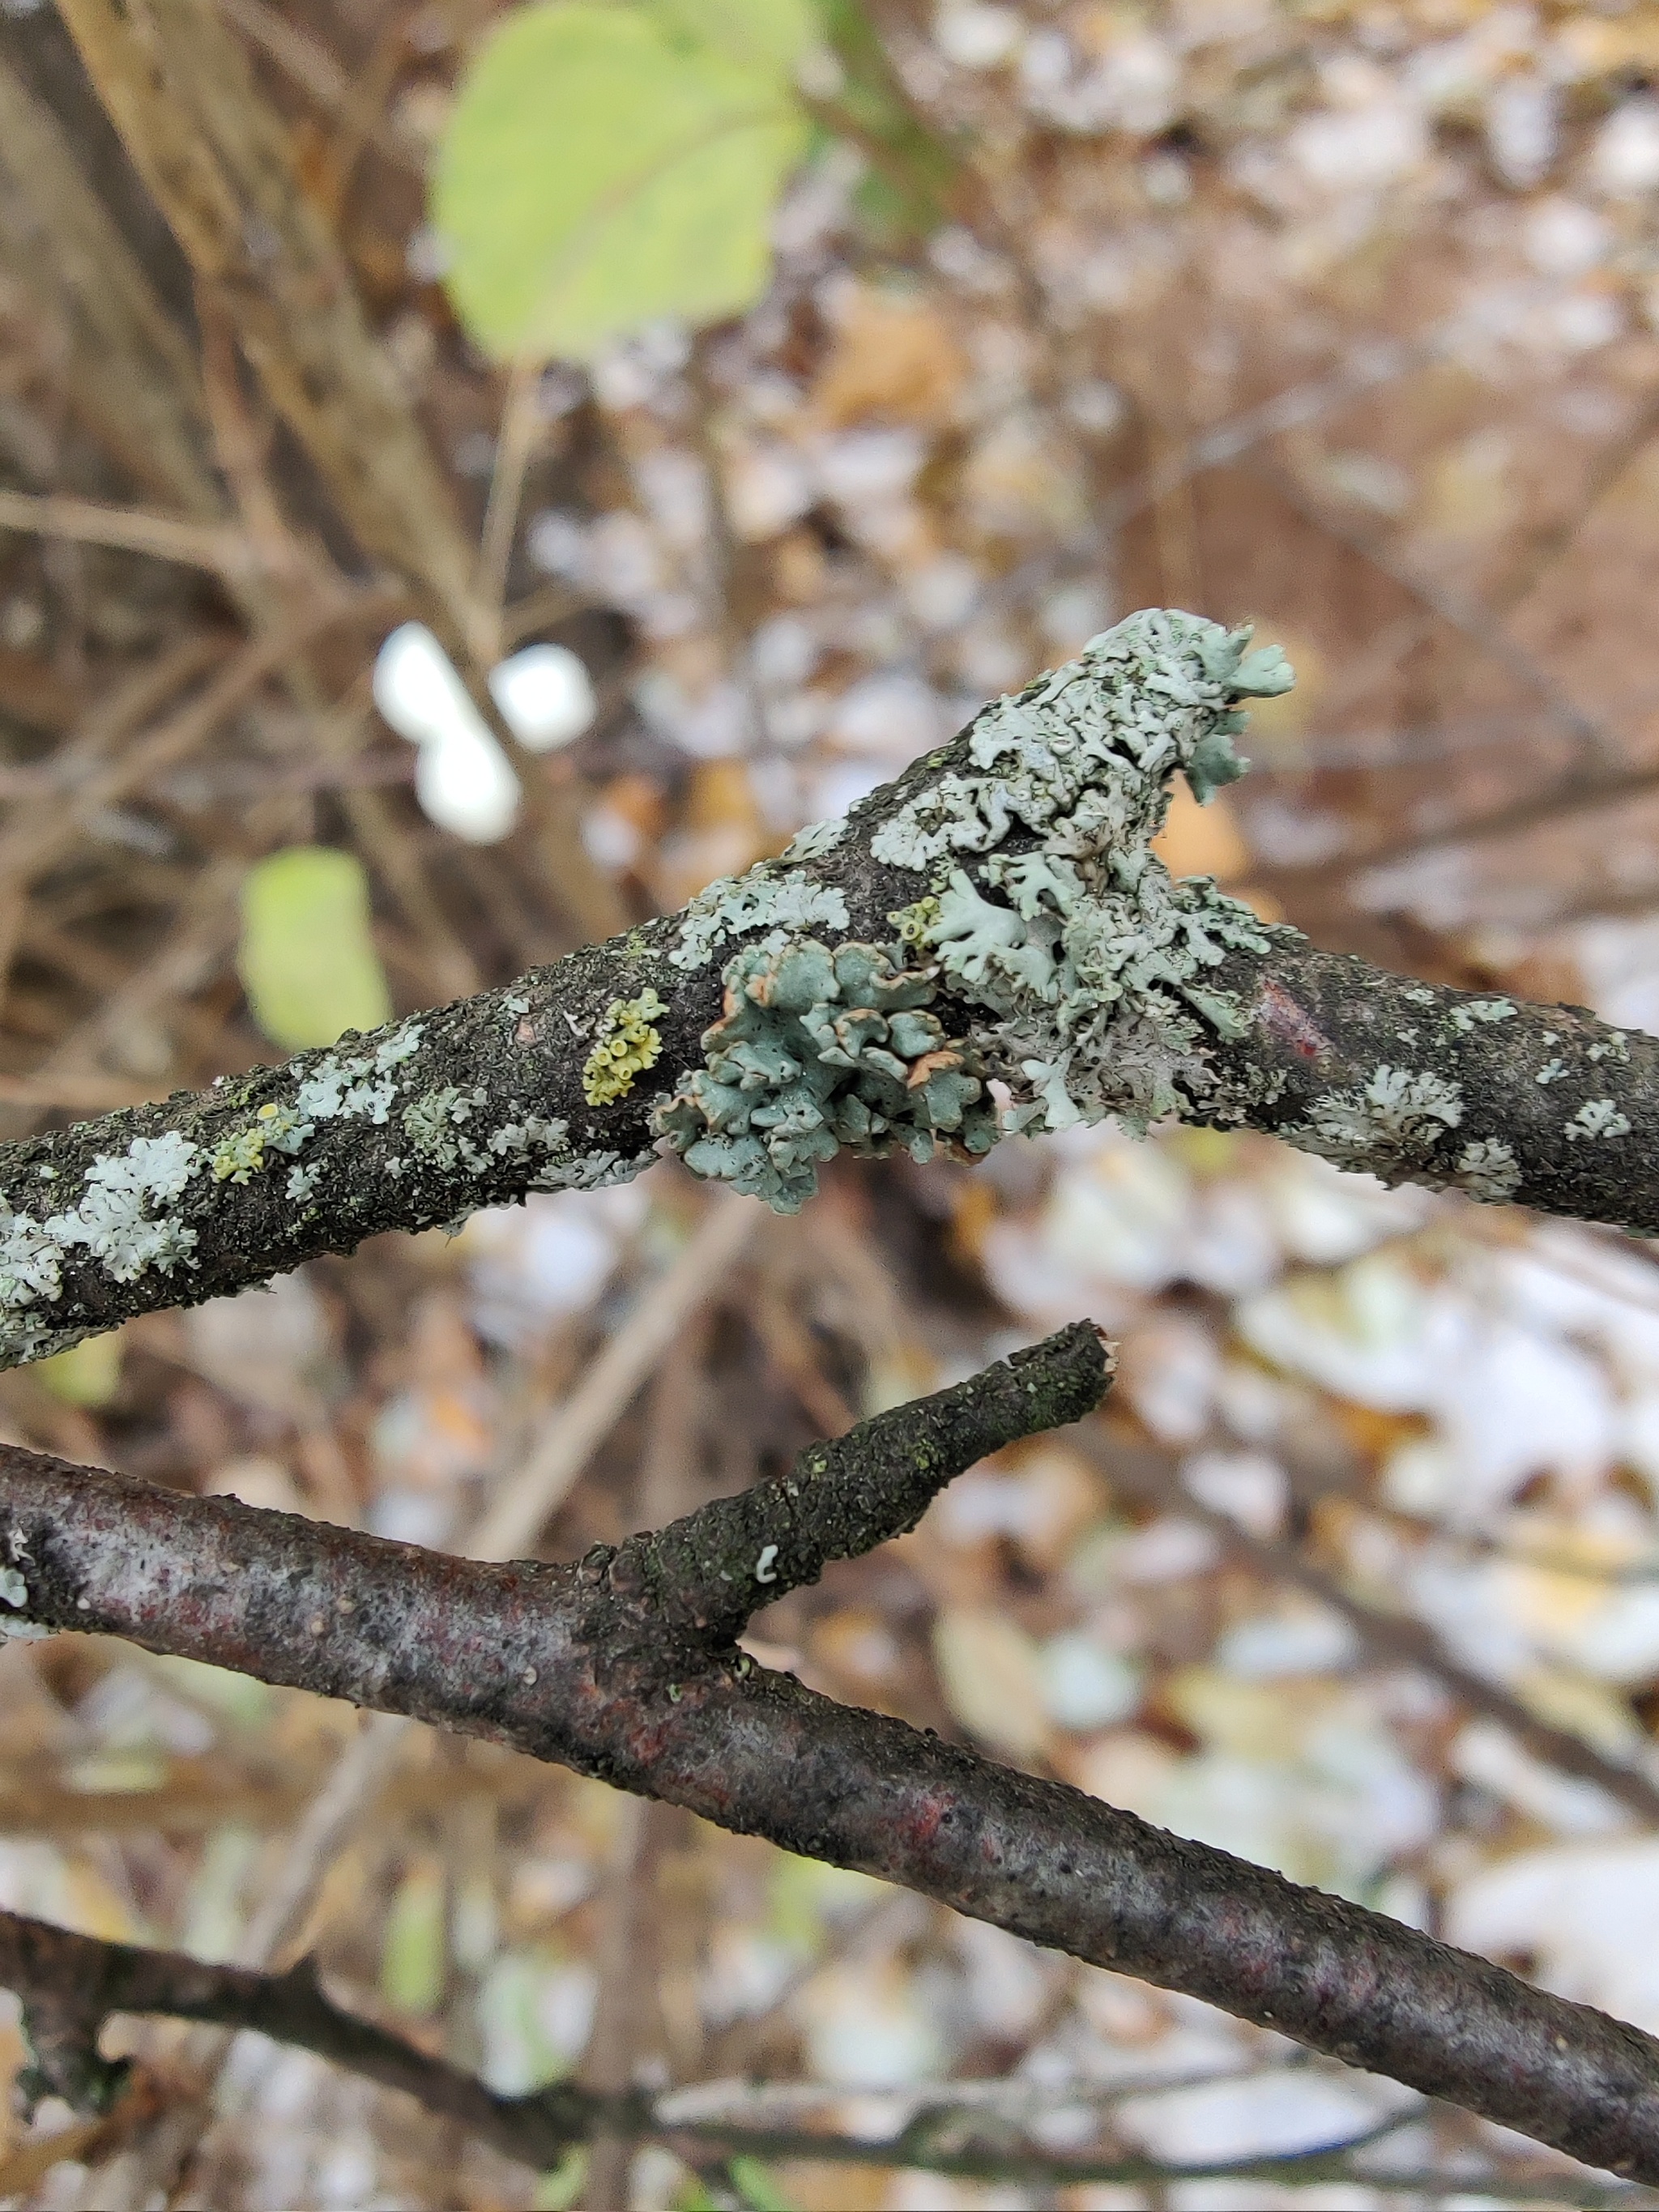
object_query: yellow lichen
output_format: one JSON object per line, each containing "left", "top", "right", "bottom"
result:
{"left": 211, "top": 1125, "right": 266, "bottom": 1183}
{"left": 582, "top": 988, "right": 666, "bottom": 1106}
{"left": 209, "top": 1102, "right": 293, "bottom": 1184}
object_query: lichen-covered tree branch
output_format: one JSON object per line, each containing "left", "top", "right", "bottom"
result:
{"left": 0, "top": 607, "right": 1650, "bottom": 1366}
{"left": 8, "top": 1324, "right": 1659, "bottom": 2182}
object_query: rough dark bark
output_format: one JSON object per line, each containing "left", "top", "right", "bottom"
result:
{"left": 5, "top": 1325, "right": 1659, "bottom": 2181}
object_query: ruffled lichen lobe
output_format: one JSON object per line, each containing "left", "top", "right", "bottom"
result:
{"left": 655, "top": 940, "right": 996, "bottom": 1212}
{"left": 657, "top": 609, "right": 1294, "bottom": 1208}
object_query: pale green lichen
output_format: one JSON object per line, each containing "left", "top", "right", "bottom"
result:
{"left": 403, "top": 1085, "right": 489, "bottom": 1170}
{"left": 213, "top": 1098, "right": 309, "bottom": 1184}
{"left": 535, "top": 1149, "right": 644, "bottom": 1192}
{"left": 293, "top": 1022, "right": 425, "bottom": 1130}
{"left": 1448, "top": 997, "right": 1516, "bottom": 1033}
{"left": 582, "top": 989, "right": 667, "bottom": 1106}
{"left": 1589, "top": 1031, "right": 1630, "bottom": 1063}
{"left": 659, "top": 612, "right": 1295, "bottom": 1196}
{"left": 484, "top": 1117, "right": 631, "bottom": 1193}
{"left": 211, "top": 1127, "right": 267, "bottom": 1184}
{"left": 1300, "top": 1064, "right": 1465, "bottom": 1173}
{"left": 668, "top": 871, "right": 850, "bottom": 974}
{"left": 1567, "top": 1098, "right": 1632, "bottom": 1142}
{"left": 1452, "top": 1137, "right": 1521, "bottom": 1201}
{"left": 864, "top": 612, "right": 1282, "bottom": 1136}
{"left": 0, "top": 1127, "right": 205, "bottom": 1362}
{"left": 780, "top": 819, "right": 847, "bottom": 863}
{"left": 488, "top": 1115, "right": 568, "bottom": 1166}
{"left": 655, "top": 939, "right": 996, "bottom": 1213}
{"left": 871, "top": 611, "right": 1286, "bottom": 879}
{"left": 1536, "top": 1059, "right": 1567, "bottom": 1085}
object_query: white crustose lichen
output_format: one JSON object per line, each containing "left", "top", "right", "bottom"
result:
{"left": 668, "top": 868, "right": 851, "bottom": 974}
{"left": 0, "top": 1019, "right": 430, "bottom": 1366}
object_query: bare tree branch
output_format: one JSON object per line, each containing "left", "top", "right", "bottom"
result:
{"left": 0, "top": 610, "right": 1653, "bottom": 1371}
{"left": 14, "top": 1909, "right": 1627, "bottom": 2202}
{"left": 5, "top": 1324, "right": 1659, "bottom": 2180}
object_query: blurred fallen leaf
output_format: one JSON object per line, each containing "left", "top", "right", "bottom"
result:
{"left": 808, "top": 283, "right": 969, "bottom": 430}
{"left": 237, "top": 846, "right": 393, "bottom": 1051}
{"left": 33, "top": 1330, "right": 122, "bottom": 1409}
{"left": 932, "top": 1605, "right": 1049, "bottom": 1762}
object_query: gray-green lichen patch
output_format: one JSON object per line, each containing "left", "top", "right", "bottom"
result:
{"left": 1299, "top": 1064, "right": 1465, "bottom": 1174}
{"left": 0, "top": 1127, "right": 203, "bottom": 1361}
{"left": 403, "top": 1085, "right": 490, "bottom": 1171}
{"left": 1567, "top": 1099, "right": 1633, "bottom": 1142}
{"left": 871, "top": 610, "right": 1282, "bottom": 1138}
{"left": 0, "top": 1018, "right": 446, "bottom": 1363}
{"left": 653, "top": 612, "right": 1299, "bottom": 1206}
{"left": 292, "top": 1021, "right": 425, "bottom": 1130}
{"left": 1452, "top": 1137, "right": 1521, "bottom": 1201}
{"left": 1448, "top": 997, "right": 1516, "bottom": 1034}
{"left": 870, "top": 608, "right": 1287, "bottom": 879}
{"left": 668, "top": 868, "right": 850, "bottom": 974}
{"left": 780, "top": 819, "right": 847, "bottom": 863}
{"left": 655, "top": 939, "right": 996, "bottom": 1213}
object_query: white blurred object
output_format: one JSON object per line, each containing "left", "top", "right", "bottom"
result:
{"left": 373, "top": 625, "right": 599, "bottom": 842}
{"left": 488, "top": 642, "right": 596, "bottom": 752}
{"left": 935, "top": 3, "right": 1021, "bottom": 70}
{"left": 373, "top": 622, "right": 519, "bottom": 842}
{"left": 1593, "top": 96, "right": 1659, "bottom": 199}
{"left": 412, "top": 714, "right": 521, "bottom": 844}
{"left": 1039, "top": 1632, "right": 1141, "bottom": 1730}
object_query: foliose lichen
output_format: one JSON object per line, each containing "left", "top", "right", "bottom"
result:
{"left": 1567, "top": 1099, "right": 1632, "bottom": 1142}
{"left": 1448, "top": 997, "right": 1516, "bottom": 1034}
{"left": 582, "top": 988, "right": 667, "bottom": 1106}
{"left": 780, "top": 819, "right": 847, "bottom": 863}
{"left": 403, "top": 1085, "right": 490, "bottom": 1170}
{"left": 211, "top": 1099, "right": 309, "bottom": 1184}
{"left": 0, "top": 1018, "right": 436, "bottom": 1364}
{"left": 668, "top": 870, "right": 850, "bottom": 974}
{"left": 0, "top": 1127, "right": 204, "bottom": 1362}
{"left": 655, "top": 939, "right": 996, "bottom": 1213}
{"left": 871, "top": 608, "right": 1290, "bottom": 879}
{"left": 1299, "top": 1064, "right": 1465, "bottom": 1174}
{"left": 874, "top": 609, "right": 1287, "bottom": 1136}
{"left": 1451, "top": 1137, "right": 1521, "bottom": 1200}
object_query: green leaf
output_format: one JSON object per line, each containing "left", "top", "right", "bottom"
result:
{"left": 237, "top": 847, "right": 392, "bottom": 1053}
{"left": 726, "top": 2159, "right": 799, "bottom": 2212}
{"left": 34, "top": 1330, "right": 122, "bottom": 1408}
{"left": 433, "top": 2, "right": 809, "bottom": 361}
{"left": 655, "top": 0, "right": 818, "bottom": 77}
{"left": 381, "top": 1859, "right": 448, "bottom": 2015}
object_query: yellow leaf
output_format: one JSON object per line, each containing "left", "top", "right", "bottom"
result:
{"left": 237, "top": 847, "right": 392, "bottom": 1052}
{"left": 34, "top": 1330, "right": 122, "bottom": 1408}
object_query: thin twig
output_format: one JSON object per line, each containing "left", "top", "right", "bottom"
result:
{"left": 467, "top": 1191, "right": 759, "bottom": 1563}
{"left": 10, "top": 1907, "right": 1633, "bottom": 2201}
{"left": 0, "top": 488, "right": 251, "bottom": 576}
{"left": 471, "top": 356, "right": 546, "bottom": 667}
